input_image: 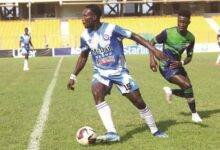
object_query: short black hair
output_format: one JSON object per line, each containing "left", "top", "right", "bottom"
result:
{"left": 86, "top": 4, "right": 102, "bottom": 19}
{"left": 178, "top": 10, "right": 191, "bottom": 19}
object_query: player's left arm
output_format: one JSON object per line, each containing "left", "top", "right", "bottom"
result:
{"left": 29, "top": 37, "right": 34, "bottom": 49}
{"left": 182, "top": 40, "right": 195, "bottom": 65}
{"left": 170, "top": 40, "right": 194, "bottom": 69}
{"left": 113, "top": 25, "right": 169, "bottom": 61}
{"left": 130, "top": 32, "right": 169, "bottom": 61}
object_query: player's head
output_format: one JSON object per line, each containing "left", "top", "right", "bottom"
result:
{"left": 82, "top": 4, "right": 102, "bottom": 29}
{"left": 24, "top": 27, "right": 29, "bottom": 34}
{"left": 177, "top": 10, "right": 191, "bottom": 34}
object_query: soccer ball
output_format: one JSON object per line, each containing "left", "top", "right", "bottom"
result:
{"left": 76, "top": 126, "right": 97, "bottom": 145}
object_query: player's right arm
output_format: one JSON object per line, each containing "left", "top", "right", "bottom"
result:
{"left": 149, "top": 30, "right": 167, "bottom": 72}
{"left": 67, "top": 37, "right": 90, "bottom": 91}
{"left": 67, "top": 50, "right": 89, "bottom": 90}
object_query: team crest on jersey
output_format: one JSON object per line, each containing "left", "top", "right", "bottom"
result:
{"left": 103, "top": 34, "right": 110, "bottom": 40}
{"left": 185, "top": 43, "right": 190, "bottom": 47}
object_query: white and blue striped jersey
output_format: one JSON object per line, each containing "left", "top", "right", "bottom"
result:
{"left": 20, "top": 34, "right": 31, "bottom": 50}
{"left": 80, "top": 23, "right": 132, "bottom": 77}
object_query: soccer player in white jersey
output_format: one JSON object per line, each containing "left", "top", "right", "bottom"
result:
{"left": 20, "top": 27, "right": 34, "bottom": 71}
{"left": 67, "top": 5, "right": 169, "bottom": 142}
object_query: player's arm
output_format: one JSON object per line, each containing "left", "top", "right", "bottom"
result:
{"left": 113, "top": 25, "right": 169, "bottom": 61}
{"left": 67, "top": 37, "right": 90, "bottom": 90}
{"left": 170, "top": 40, "right": 194, "bottom": 69}
{"left": 149, "top": 51, "right": 158, "bottom": 72}
{"left": 19, "top": 36, "right": 22, "bottom": 48}
{"left": 183, "top": 40, "right": 194, "bottom": 65}
{"left": 130, "top": 32, "right": 169, "bottom": 61}
{"left": 67, "top": 50, "right": 89, "bottom": 90}
{"left": 29, "top": 37, "right": 34, "bottom": 49}
{"left": 148, "top": 31, "right": 166, "bottom": 72}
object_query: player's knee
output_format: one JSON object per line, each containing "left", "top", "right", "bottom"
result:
{"left": 187, "top": 97, "right": 195, "bottom": 103}
{"left": 181, "top": 81, "right": 191, "bottom": 89}
{"left": 133, "top": 98, "right": 146, "bottom": 109}
{"left": 183, "top": 87, "right": 194, "bottom": 98}
{"left": 92, "top": 89, "right": 104, "bottom": 101}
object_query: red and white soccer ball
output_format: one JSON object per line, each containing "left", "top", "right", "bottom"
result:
{"left": 76, "top": 126, "right": 97, "bottom": 145}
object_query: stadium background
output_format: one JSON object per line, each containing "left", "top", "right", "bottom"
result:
{"left": 0, "top": 0, "right": 220, "bottom": 57}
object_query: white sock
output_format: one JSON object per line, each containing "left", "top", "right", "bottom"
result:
{"left": 96, "top": 101, "right": 116, "bottom": 133}
{"left": 24, "top": 59, "right": 28, "bottom": 68}
{"left": 216, "top": 55, "right": 220, "bottom": 64}
{"left": 139, "top": 107, "right": 158, "bottom": 134}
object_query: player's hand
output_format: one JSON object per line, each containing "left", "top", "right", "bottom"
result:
{"left": 67, "top": 79, "right": 76, "bottom": 91}
{"left": 150, "top": 59, "right": 158, "bottom": 72}
{"left": 170, "top": 61, "right": 182, "bottom": 69}
{"left": 67, "top": 74, "right": 77, "bottom": 91}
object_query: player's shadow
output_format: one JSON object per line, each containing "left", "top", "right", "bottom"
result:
{"left": 179, "top": 108, "right": 220, "bottom": 119}
{"left": 121, "top": 119, "right": 177, "bottom": 142}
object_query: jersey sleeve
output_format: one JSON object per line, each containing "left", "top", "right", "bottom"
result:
{"left": 113, "top": 25, "right": 132, "bottom": 39}
{"left": 80, "top": 37, "right": 91, "bottom": 52}
{"left": 186, "top": 39, "right": 195, "bottom": 57}
{"left": 152, "top": 30, "right": 167, "bottom": 44}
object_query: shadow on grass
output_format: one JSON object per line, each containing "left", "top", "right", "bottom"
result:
{"left": 179, "top": 108, "right": 220, "bottom": 119}
{"left": 91, "top": 109, "right": 220, "bottom": 145}
{"left": 121, "top": 119, "right": 177, "bottom": 142}
{"left": 120, "top": 116, "right": 210, "bottom": 143}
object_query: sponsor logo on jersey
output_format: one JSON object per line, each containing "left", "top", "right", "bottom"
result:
{"left": 91, "top": 45, "right": 112, "bottom": 55}
{"left": 103, "top": 34, "right": 110, "bottom": 40}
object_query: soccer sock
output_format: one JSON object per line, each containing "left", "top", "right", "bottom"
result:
{"left": 24, "top": 59, "right": 28, "bottom": 68}
{"left": 187, "top": 98, "right": 196, "bottom": 113}
{"left": 96, "top": 101, "right": 116, "bottom": 133}
{"left": 216, "top": 54, "right": 220, "bottom": 64}
{"left": 172, "top": 87, "right": 194, "bottom": 99}
{"left": 171, "top": 89, "right": 185, "bottom": 98}
{"left": 139, "top": 107, "right": 158, "bottom": 134}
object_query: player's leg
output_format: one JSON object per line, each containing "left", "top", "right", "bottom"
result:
{"left": 169, "top": 75, "right": 202, "bottom": 123}
{"left": 22, "top": 48, "right": 29, "bottom": 71}
{"left": 91, "top": 80, "right": 120, "bottom": 142}
{"left": 113, "top": 73, "right": 167, "bottom": 138}
{"left": 123, "top": 90, "right": 168, "bottom": 138}
{"left": 169, "top": 74, "right": 192, "bottom": 98}
{"left": 216, "top": 54, "right": 220, "bottom": 64}
{"left": 161, "top": 67, "right": 190, "bottom": 103}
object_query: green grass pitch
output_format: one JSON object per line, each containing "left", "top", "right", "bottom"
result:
{"left": 0, "top": 52, "right": 219, "bottom": 149}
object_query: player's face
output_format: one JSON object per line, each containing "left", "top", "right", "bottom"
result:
{"left": 25, "top": 28, "right": 28, "bottom": 34}
{"left": 177, "top": 16, "right": 190, "bottom": 33}
{"left": 82, "top": 8, "right": 96, "bottom": 29}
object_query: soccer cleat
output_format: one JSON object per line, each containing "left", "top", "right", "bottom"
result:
{"left": 163, "top": 86, "right": 172, "bottom": 104}
{"left": 153, "top": 130, "right": 169, "bottom": 138}
{"left": 192, "top": 112, "right": 202, "bottom": 123}
{"left": 96, "top": 132, "right": 120, "bottom": 143}
{"left": 23, "top": 67, "right": 29, "bottom": 71}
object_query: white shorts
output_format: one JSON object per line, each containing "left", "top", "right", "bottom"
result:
{"left": 21, "top": 47, "right": 30, "bottom": 55}
{"left": 92, "top": 72, "right": 139, "bottom": 94}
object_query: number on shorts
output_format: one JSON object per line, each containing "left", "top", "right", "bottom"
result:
{"left": 124, "top": 83, "right": 132, "bottom": 90}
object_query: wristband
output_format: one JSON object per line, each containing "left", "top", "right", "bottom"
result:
{"left": 70, "top": 74, "right": 77, "bottom": 81}
{"left": 181, "top": 60, "right": 185, "bottom": 66}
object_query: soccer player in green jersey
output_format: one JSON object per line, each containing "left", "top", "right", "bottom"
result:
{"left": 149, "top": 10, "right": 202, "bottom": 123}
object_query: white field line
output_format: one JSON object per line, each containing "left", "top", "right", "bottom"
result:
{"left": 27, "top": 57, "right": 63, "bottom": 150}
